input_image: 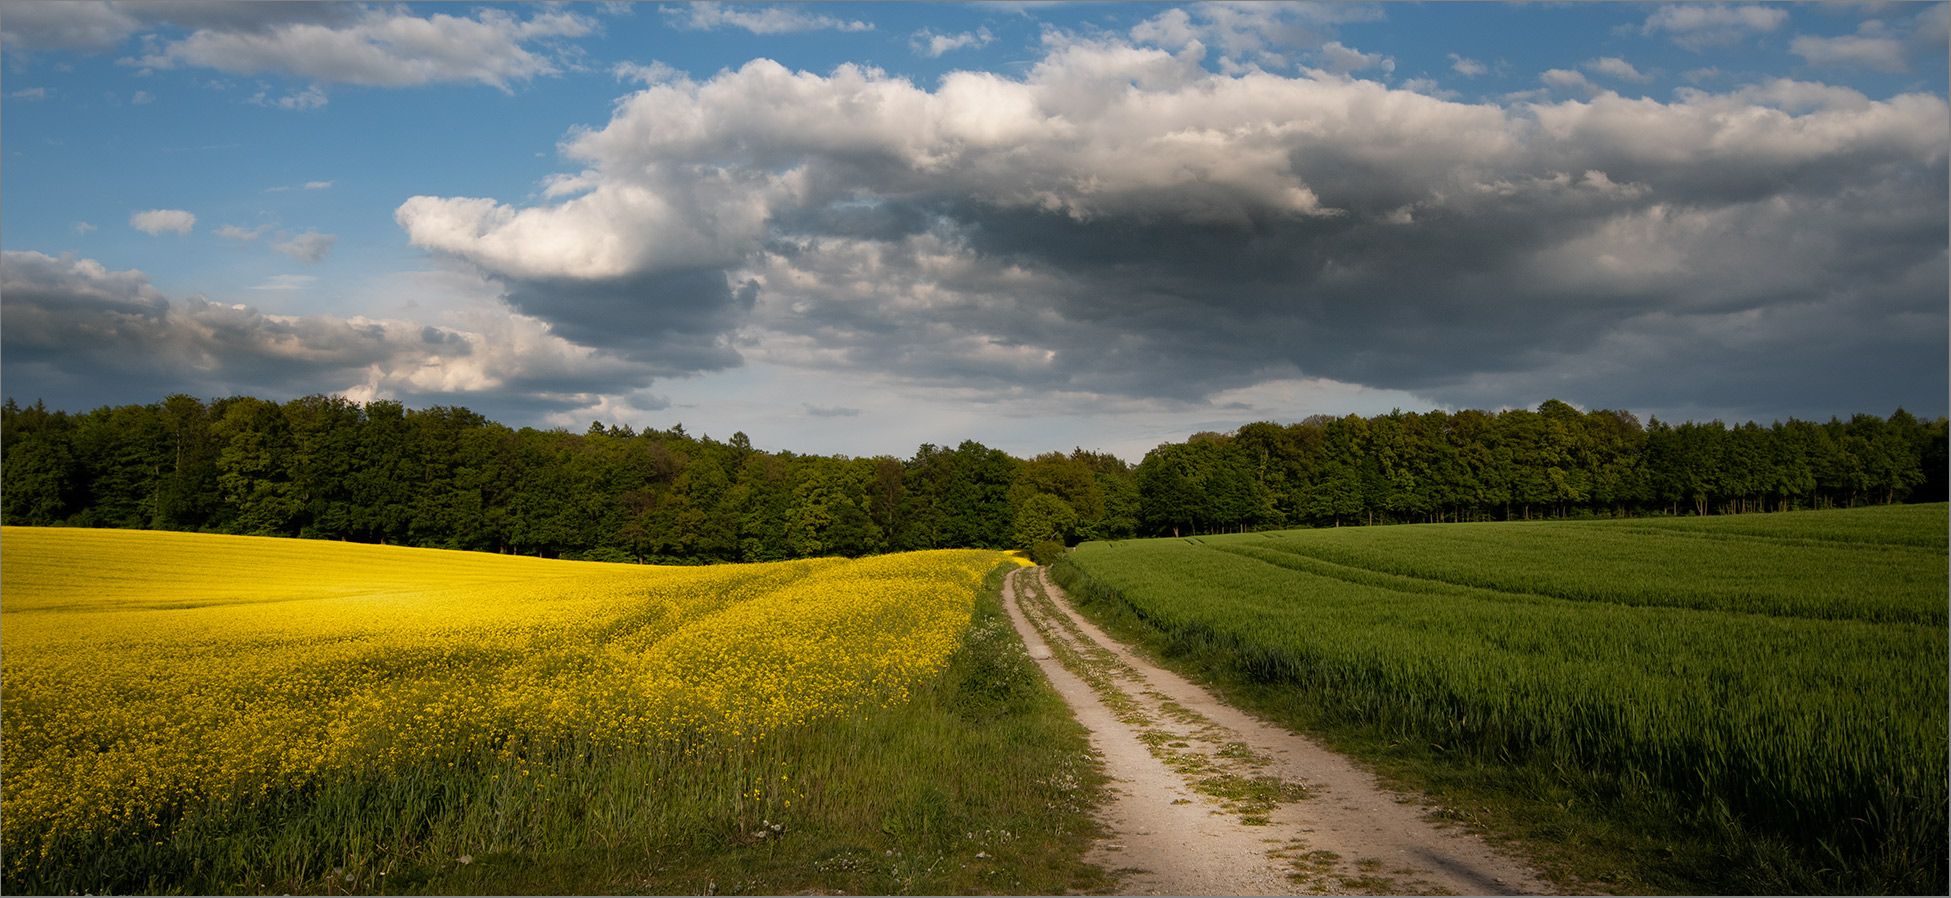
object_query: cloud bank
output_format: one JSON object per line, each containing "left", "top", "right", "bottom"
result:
{"left": 0, "top": 251, "right": 656, "bottom": 417}
{"left": 6, "top": 8, "right": 1943, "bottom": 440}
{"left": 392, "top": 33, "right": 1947, "bottom": 423}
{"left": 2, "top": 2, "right": 595, "bottom": 97}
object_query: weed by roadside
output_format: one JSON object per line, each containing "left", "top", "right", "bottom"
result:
{"left": 412, "top": 563, "right": 1113, "bottom": 896}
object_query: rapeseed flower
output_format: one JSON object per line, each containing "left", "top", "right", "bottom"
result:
{"left": 0, "top": 528, "right": 1003, "bottom": 881}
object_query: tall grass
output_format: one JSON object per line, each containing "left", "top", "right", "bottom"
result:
{"left": 1054, "top": 504, "right": 1948, "bottom": 893}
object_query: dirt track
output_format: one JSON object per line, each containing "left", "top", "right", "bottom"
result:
{"left": 1002, "top": 566, "right": 1557, "bottom": 896}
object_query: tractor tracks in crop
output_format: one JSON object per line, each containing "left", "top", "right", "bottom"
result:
{"left": 1001, "top": 565, "right": 1556, "bottom": 896}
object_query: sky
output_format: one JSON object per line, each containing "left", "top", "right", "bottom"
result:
{"left": 2, "top": 1, "right": 1946, "bottom": 462}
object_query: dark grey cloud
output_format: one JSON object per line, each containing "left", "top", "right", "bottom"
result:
{"left": 395, "top": 36, "right": 1949, "bottom": 424}
{"left": 1433, "top": 261, "right": 1951, "bottom": 422}
{"left": 0, "top": 251, "right": 658, "bottom": 418}
{"left": 2, "top": 1, "right": 370, "bottom": 52}
{"left": 0, "top": 2, "right": 597, "bottom": 94}
{"left": 920, "top": 119, "right": 1947, "bottom": 409}
{"left": 497, "top": 268, "right": 753, "bottom": 377}
{"left": 122, "top": 1, "right": 363, "bottom": 33}
{"left": 0, "top": 3, "right": 600, "bottom": 132}
{"left": 0, "top": 1, "right": 144, "bottom": 51}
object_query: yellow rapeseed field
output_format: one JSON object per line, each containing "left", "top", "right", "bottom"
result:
{"left": 0, "top": 527, "right": 1005, "bottom": 877}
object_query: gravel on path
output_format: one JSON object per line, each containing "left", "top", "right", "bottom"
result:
{"left": 1001, "top": 566, "right": 1558, "bottom": 896}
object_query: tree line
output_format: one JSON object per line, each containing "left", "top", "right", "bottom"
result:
{"left": 2, "top": 394, "right": 1941, "bottom": 563}
{"left": 1135, "top": 399, "right": 1946, "bottom": 535}
{"left": 0, "top": 394, "right": 1132, "bottom": 563}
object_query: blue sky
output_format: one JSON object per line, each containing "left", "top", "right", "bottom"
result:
{"left": 4, "top": 1, "right": 1946, "bottom": 460}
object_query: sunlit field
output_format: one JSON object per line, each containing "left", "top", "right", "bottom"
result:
{"left": 2, "top": 530, "right": 1098, "bottom": 895}
{"left": 1054, "top": 504, "right": 1949, "bottom": 893}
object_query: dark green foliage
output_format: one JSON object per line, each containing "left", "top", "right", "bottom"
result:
{"left": 1, "top": 399, "right": 78, "bottom": 525}
{"left": 2, "top": 396, "right": 1039, "bottom": 563}
{"left": 889, "top": 440, "right": 1019, "bottom": 551}
{"left": 4, "top": 394, "right": 1942, "bottom": 556}
{"left": 1027, "top": 539, "right": 1066, "bottom": 567}
{"left": 1132, "top": 403, "right": 1944, "bottom": 535}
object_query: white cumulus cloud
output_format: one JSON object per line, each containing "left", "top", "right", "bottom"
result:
{"left": 388, "top": 35, "right": 1947, "bottom": 423}
{"left": 120, "top": 6, "right": 596, "bottom": 90}
{"left": 660, "top": 4, "right": 872, "bottom": 35}
{"left": 1791, "top": 4, "right": 1949, "bottom": 74}
{"left": 216, "top": 223, "right": 269, "bottom": 241}
{"left": 911, "top": 27, "right": 993, "bottom": 58}
{"left": 249, "top": 85, "right": 329, "bottom": 110}
{"left": 130, "top": 208, "right": 195, "bottom": 236}
{"left": 1641, "top": 3, "right": 1788, "bottom": 51}
{"left": 1792, "top": 29, "right": 1908, "bottom": 73}
{"left": 1584, "top": 56, "right": 1653, "bottom": 84}
{"left": 1314, "top": 41, "right": 1394, "bottom": 76}
{"left": 250, "top": 274, "right": 318, "bottom": 291}
{"left": 1540, "top": 68, "right": 1600, "bottom": 96}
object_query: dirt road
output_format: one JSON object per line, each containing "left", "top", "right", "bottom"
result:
{"left": 1002, "top": 566, "right": 1557, "bottom": 896}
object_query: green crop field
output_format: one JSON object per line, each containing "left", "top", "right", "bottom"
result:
{"left": 1053, "top": 504, "right": 1948, "bottom": 893}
